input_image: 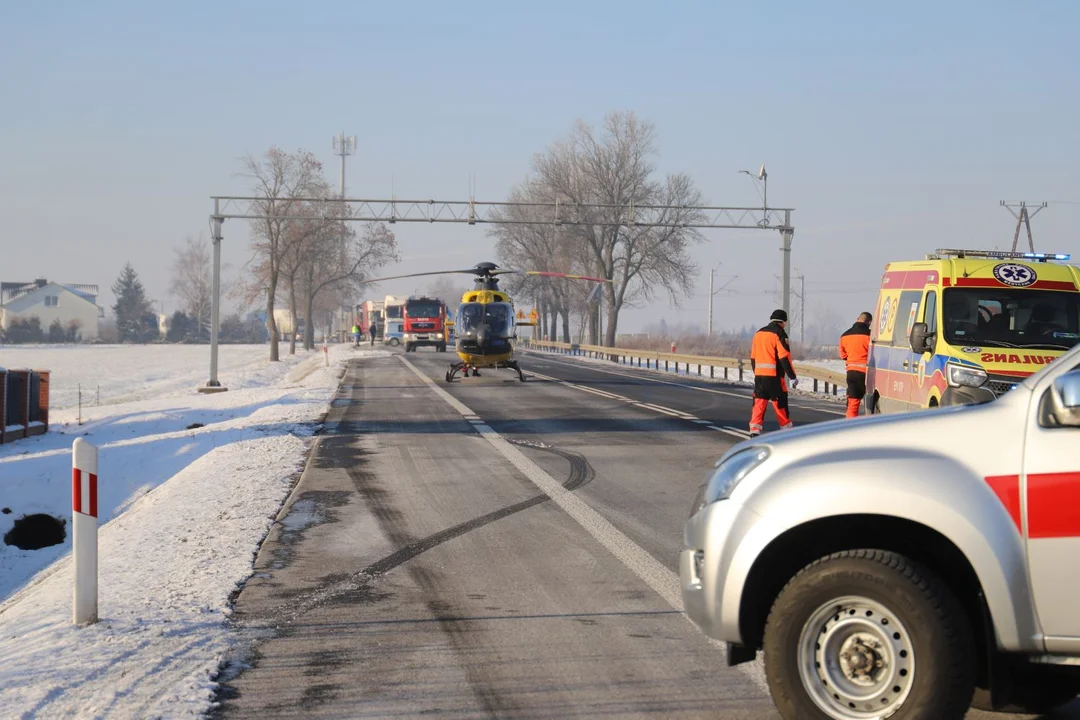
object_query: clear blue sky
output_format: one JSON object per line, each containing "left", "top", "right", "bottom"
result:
{"left": 2, "top": 0, "right": 1078, "bottom": 338}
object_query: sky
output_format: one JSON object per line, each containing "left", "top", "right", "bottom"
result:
{"left": 2, "top": 0, "right": 1078, "bottom": 338}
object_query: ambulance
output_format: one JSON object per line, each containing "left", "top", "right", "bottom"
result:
{"left": 866, "top": 248, "right": 1080, "bottom": 414}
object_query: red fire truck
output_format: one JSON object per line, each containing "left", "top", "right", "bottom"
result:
{"left": 402, "top": 295, "right": 449, "bottom": 352}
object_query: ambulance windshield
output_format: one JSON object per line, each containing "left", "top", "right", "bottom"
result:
{"left": 942, "top": 289, "right": 1080, "bottom": 350}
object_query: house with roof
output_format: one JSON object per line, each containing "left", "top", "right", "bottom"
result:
{"left": 0, "top": 279, "right": 103, "bottom": 341}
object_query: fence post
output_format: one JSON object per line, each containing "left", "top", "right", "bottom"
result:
{"left": 0, "top": 368, "right": 6, "bottom": 445}
{"left": 738, "top": 360, "right": 744, "bottom": 382}
{"left": 73, "top": 438, "right": 99, "bottom": 625}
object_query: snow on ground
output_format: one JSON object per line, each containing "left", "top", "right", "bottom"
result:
{"left": 0, "top": 342, "right": 382, "bottom": 718}
{"left": 0, "top": 343, "right": 300, "bottom": 410}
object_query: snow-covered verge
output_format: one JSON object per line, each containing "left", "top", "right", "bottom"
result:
{"left": 0, "top": 342, "right": 381, "bottom": 718}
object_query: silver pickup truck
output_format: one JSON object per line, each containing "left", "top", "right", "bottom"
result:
{"left": 681, "top": 340, "right": 1080, "bottom": 718}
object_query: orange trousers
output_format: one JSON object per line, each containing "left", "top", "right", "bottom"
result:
{"left": 749, "top": 397, "right": 792, "bottom": 434}
{"left": 846, "top": 397, "right": 862, "bottom": 418}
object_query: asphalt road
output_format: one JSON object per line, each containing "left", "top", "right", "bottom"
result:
{"left": 212, "top": 347, "right": 1079, "bottom": 719}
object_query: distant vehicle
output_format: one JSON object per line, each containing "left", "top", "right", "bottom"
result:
{"left": 681, "top": 339, "right": 1080, "bottom": 719}
{"left": 867, "top": 248, "right": 1079, "bottom": 414}
{"left": 402, "top": 295, "right": 448, "bottom": 352}
{"left": 382, "top": 295, "right": 405, "bottom": 346}
{"left": 362, "top": 262, "right": 605, "bottom": 382}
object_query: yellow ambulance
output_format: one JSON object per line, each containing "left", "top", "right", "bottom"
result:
{"left": 866, "top": 248, "right": 1080, "bottom": 414}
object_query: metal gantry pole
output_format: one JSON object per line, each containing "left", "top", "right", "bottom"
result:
{"left": 201, "top": 199, "right": 226, "bottom": 393}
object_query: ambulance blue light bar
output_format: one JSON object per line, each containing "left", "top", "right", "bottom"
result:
{"left": 936, "top": 248, "right": 1071, "bottom": 261}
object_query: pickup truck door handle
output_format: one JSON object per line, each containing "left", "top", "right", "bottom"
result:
{"left": 902, "top": 360, "right": 910, "bottom": 369}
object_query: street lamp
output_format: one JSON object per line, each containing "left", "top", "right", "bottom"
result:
{"left": 739, "top": 164, "right": 768, "bottom": 226}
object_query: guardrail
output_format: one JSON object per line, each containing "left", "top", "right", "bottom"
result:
{"left": 1, "top": 367, "right": 51, "bottom": 444}
{"left": 523, "top": 340, "right": 848, "bottom": 396}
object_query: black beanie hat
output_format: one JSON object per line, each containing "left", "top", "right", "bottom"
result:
{"left": 770, "top": 309, "right": 788, "bottom": 322}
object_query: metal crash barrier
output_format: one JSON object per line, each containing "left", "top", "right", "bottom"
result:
{"left": 523, "top": 340, "right": 847, "bottom": 396}
{"left": 0, "top": 367, "right": 51, "bottom": 444}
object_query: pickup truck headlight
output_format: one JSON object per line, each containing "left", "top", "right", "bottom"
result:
{"left": 690, "top": 447, "right": 770, "bottom": 514}
{"left": 947, "top": 362, "right": 988, "bottom": 388}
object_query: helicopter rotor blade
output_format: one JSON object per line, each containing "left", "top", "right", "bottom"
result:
{"left": 359, "top": 268, "right": 485, "bottom": 284}
{"left": 520, "top": 270, "right": 612, "bottom": 283}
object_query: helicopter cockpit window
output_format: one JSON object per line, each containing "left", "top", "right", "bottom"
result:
{"left": 456, "top": 302, "right": 514, "bottom": 338}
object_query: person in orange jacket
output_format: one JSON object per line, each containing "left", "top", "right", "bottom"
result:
{"left": 839, "top": 311, "right": 873, "bottom": 418}
{"left": 749, "top": 309, "right": 797, "bottom": 437}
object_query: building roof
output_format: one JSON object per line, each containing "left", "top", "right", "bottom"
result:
{"left": 1, "top": 279, "right": 99, "bottom": 306}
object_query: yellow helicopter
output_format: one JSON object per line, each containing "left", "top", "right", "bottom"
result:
{"left": 364, "top": 261, "right": 609, "bottom": 382}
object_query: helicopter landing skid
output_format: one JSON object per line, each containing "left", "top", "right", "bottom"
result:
{"left": 444, "top": 361, "right": 525, "bottom": 383}
{"left": 445, "top": 362, "right": 480, "bottom": 382}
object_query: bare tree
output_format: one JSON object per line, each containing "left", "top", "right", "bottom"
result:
{"left": 500, "top": 111, "right": 706, "bottom": 346}
{"left": 237, "top": 147, "right": 326, "bottom": 361}
{"left": 426, "top": 276, "right": 472, "bottom": 310}
{"left": 298, "top": 221, "right": 399, "bottom": 350}
{"left": 168, "top": 234, "right": 213, "bottom": 342}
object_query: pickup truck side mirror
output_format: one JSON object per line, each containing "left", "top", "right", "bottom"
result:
{"left": 1042, "top": 370, "right": 1080, "bottom": 428}
{"left": 909, "top": 322, "right": 934, "bottom": 355}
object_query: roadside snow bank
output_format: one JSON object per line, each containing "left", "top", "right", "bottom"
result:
{"left": 0, "top": 343, "right": 379, "bottom": 718}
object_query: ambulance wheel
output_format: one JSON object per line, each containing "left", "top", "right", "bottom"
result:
{"left": 389, "top": 337, "right": 400, "bottom": 347}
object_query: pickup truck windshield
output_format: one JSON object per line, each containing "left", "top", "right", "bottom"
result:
{"left": 942, "top": 288, "right": 1080, "bottom": 350}
{"left": 406, "top": 301, "right": 442, "bottom": 318}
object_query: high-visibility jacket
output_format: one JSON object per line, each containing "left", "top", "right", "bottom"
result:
{"left": 839, "top": 321, "right": 871, "bottom": 372}
{"left": 750, "top": 322, "right": 796, "bottom": 379}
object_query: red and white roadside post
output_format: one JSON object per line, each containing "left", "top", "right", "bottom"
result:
{"left": 72, "top": 438, "right": 98, "bottom": 625}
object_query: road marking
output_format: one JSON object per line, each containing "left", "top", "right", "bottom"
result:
{"left": 531, "top": 370, "right": 741, "bottom": 434}
{"left": 715, "top": 427, "right": 752, "bottom": 440}
{"left": 525, "top": 351, "right": 847, "bottom": 416}
{"left": 399, "top": 355, "right": 681, "bottom": 606}
{"left": 397, "top": 355, "right": 770, "bottom": 692}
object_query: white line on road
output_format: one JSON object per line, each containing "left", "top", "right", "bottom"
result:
{"left": 715, "top": 427, "right": 752, "bottom": 440}
{"left": 398, "top": 355, "right": 768, "bottom": 691}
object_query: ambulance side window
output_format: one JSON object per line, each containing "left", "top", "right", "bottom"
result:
{"left": 898, "top": 290, "right": 923, "bottom": 348}
{"left": 924, "top": 291, "right": 938, "bottom": 336}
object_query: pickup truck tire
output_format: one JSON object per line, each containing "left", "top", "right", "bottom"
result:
{"left": 762, "top": 549, "right": 976, "bottom": 720}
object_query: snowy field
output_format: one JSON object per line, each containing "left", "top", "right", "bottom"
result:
{"left": 0, "top": 344, "right": 299, "bottom": 411}
{"left": 0, "top": 342, "right": 382, "bottom": 718}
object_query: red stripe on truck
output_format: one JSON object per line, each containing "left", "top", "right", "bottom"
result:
{"left": 1027, "top": 472, "right": 1080, "bottom": 539}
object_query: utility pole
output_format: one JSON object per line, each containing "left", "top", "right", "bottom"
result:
{"left": 796, "top": 270, "right": 806, "bottom": 345}
{"left": 333, "top": 132, "right": 356, "bottom": 198}
{"left": 1000, "top": 201, "right": 1046, "bottom": 252}
{"left": 333, "top": 132, "right": 356, "bottom": 342}
{"left": 707, "top": 262, "right": 737, "bottom": 336}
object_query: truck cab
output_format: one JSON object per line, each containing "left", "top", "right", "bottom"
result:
{"left": 680, "top": 339, "right": 1080, "bottom": 718}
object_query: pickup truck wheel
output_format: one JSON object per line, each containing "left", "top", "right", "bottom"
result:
{"left": 763, "top": 549, "right": 975, "bottom": 720}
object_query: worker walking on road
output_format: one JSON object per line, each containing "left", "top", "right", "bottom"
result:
{"left": 749, "top": 309, "right": 798, "bottom": 437}
{"left": 351, "top": 323, "right": 361, "bottom": 346}
{"left": 839, "top": 311, "right": 873, "bottom": 418}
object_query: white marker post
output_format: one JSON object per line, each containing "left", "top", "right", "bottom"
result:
{"left": 72, "top": 438, "right": 98, "bottom": 625}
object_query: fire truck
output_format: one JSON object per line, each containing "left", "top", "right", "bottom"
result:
{"left": 402, "top": 295, "right": 449, "bottom": 352}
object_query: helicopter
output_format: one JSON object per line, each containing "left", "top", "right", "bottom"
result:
{"left": 362, "top": 261, "right": 610, "bottom": 383}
